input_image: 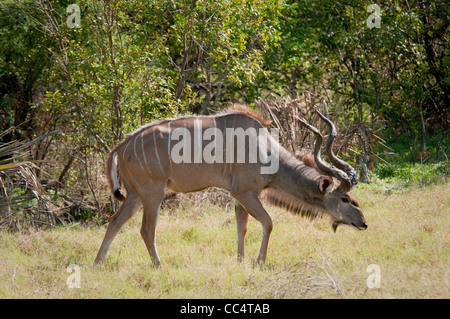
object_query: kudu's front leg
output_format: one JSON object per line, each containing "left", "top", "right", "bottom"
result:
{"left": 233, "top": 191, "right": 273, "bottom": 264}
{"left": 235, "top": 200, "right": 249, "bottom": 262}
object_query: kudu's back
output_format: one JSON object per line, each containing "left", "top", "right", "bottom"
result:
{"left": 107, "top": 108, "right": 279, "bottom": 200}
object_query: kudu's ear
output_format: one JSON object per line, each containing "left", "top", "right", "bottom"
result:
{"left": 318, "top": 176, "right": 335, "bottom": 194}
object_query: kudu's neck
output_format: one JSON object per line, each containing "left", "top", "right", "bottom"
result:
{"left": 270, "top": 149, "right": 323, "bottom": 201}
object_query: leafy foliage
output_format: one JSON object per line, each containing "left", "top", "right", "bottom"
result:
{"left": 375, "top": 162, "right": 448, "bottom": 188}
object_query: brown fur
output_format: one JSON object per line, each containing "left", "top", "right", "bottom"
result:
{"left": 263, "top": 149, "right": 326, "bottom": 219}
{"left": 294, "top": 149, "right": 319, "bottom": 171}
{"left": 227, "top": 104, "right": 272, "bottom": 128}
{"left": 262, "top": 188, "right": 327, "bottom": 220}
{"left": 106, "top": 105, "right": 270, "bottom": 202}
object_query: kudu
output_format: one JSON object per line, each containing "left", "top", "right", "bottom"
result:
{"left": 94, "top": 105, "right": 366, "bottom": 266}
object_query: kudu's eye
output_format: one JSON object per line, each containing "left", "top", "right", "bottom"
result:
{"left": 341, "top": 197, "right": 349, "bottom": 203}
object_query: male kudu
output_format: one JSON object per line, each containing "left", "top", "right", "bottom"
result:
{"left": 94, "top": 105, "right": 366, "bottom": 266}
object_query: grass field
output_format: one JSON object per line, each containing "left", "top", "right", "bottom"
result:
{"left": 0, "top": 183, "right": 448, "bottom": 299}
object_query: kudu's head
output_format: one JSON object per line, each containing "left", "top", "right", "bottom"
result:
{"left": 298, "top": 112, "right": 367, "bottom": 232}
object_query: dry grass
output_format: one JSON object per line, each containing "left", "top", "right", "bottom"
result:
{"left": 0, "top": 183, "right": 448, "bottom": 298}
{"left": 257, "top": 254, "right": 346, "bottom": 298}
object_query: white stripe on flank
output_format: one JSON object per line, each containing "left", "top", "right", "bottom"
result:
{"left": 153, "top": 132, "right": 164, "bottom": 174}
{"left": 121, "top": 138, "right": 135, "bottom": 179}
{"left": 134, "top": 134, "right": 145, "bottom": 172}
{"left": 140, "top": 130, "right": 153, "bottom": 177}
{"left": 122, "top": 138, "right": 132, "bottom": 165}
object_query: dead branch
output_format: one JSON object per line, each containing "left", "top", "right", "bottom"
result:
{"left": 256, "top": 94, "right": 389, "bottom": 182}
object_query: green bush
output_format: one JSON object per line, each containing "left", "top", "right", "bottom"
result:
{"left": 373, "top": 161, "right": 448, "bottom": 191}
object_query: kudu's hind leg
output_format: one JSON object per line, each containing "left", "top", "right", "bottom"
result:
{"left": 235, "top": 200, "right": 249, "bottom": 262}
{"left": 140, "top": 183, "right": 165, "bottom": 267}
{"left": 94, "top": 191, "right": 142, "bottom": 265}
{"left": 232, "top": 191, "right": 273, "bottom": 264}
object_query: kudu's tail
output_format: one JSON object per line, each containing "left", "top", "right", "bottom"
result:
{"left": 106, "top": 151, "right": 126, "bottom": 201}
